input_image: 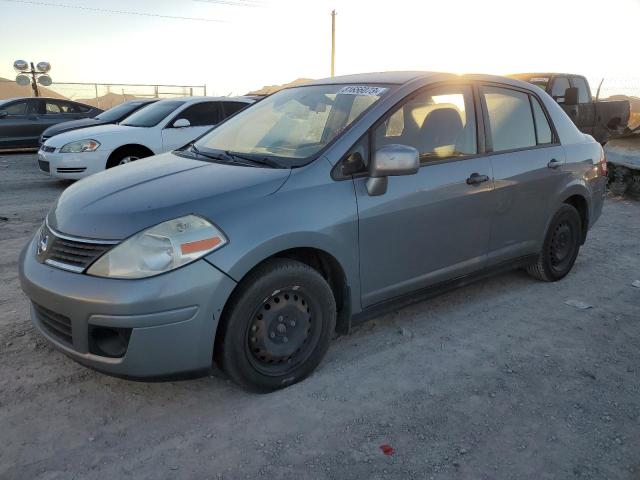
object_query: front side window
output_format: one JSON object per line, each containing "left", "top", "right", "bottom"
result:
{"left": 2, "top": 101, "right": 28, "bottom": 115}
{"left": 194, "top": 84, "right": 390, "bottom": 164}
{"left": 121, "top": 101, "right": 185, "bottom": 127}
{"left": 482, "top": 86, "right": 536, "bottom": 152}
{"left": 176, "top": 102, "right": 220, "bottom": 126}
{"left": 571, "top": 77, "right": 591, "bottom": 103}
{"left": 550, "top": 77, "right": 570, "bottom": 102}
{"left": 374, "top": 85, "right": 477, "bottom": 161}
{"left": 222, "top": 101, "right": 248, "bottom": 118}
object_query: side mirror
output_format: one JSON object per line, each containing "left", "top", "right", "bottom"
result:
{"left": 172, "top": 118, "right": 191, "bottom": 128}
{"left": 563, "top": 87, "right": 579, "bottom": 106}
{"left": 0, "top": 111, "right": 7, "bottom": 119}
{"left": 366, "top": 144, "right": 419, "bottom": 196}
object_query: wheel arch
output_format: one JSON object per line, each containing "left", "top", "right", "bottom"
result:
{"left": 562, "top": 193, "right": 589, "bottom": 244}
{"left": 106, "top": 144, "right": 155, "bottom": 167}
{"left": 213, "top": 244, "right": 353, "bottom": 345}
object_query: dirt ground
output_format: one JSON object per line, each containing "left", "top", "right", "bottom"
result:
{"left": 1, "top": 153, "right": 639, "bottom": 480}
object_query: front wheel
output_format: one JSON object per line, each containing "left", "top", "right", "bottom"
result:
{"left": 215, "top": 259, "right": 336, "bottom": 393}
{"left": 526, "top": 204, "right": 582, "bottom": 282}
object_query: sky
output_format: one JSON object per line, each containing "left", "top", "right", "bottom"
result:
{"left": 0, "top": 0, "right": 639, "bottom": 97}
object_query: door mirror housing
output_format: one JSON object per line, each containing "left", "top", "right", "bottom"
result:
{"left": 563, "top": 87, "right": 579, "bottom": 106}
{"left": 366, "top": 144, "right": 420, "bottom": 196}
{"left": 172, "top": 118, "right": 191, "bottom": 128}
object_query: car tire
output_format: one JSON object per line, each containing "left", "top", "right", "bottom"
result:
{"left": 106, "top": 148, "right": 149, "bottom": 169}
{"left": 215, "top": 258, "right": 336, "bottom": 393}
{"left": 526, "top": 204, "right": 582, "bottom": 282}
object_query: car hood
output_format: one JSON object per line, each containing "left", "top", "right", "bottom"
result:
{"left": 48, "top": 152, "right": 291, "bottom": 240}
{"left": 44, "top": 123, "right": 140, "bottom": 147}
{"left": 42, "top": 118, "right": 103, "bottom": 138}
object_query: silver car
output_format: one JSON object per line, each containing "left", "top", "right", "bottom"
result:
{"left": 19, "top": 72, "right": 607, "bottom": 392}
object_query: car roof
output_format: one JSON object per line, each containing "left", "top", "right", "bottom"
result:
{"left": 509, "top": 73, "right": 581, "bottom": 79}
{"left": 299, "top": 71, "right": 544, "bottom": 91}
{"left": 153, "top": 96, "right": 255, "bottom": 105}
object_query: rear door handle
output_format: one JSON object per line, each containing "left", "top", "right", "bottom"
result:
{"left": 547, "top": 159, "right": 561, "bottom": 169}
{"left": 466, "top": 173, "right": 490, "bottom": 185}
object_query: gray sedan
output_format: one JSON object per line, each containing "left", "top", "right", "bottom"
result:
{"left": 19, "top": 72, "right": 607, "bottom": 392}
{"left": 0, "top": 97, "right": 101, "bottom": 150}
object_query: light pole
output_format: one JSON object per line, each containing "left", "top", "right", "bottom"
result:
{"left": 13, "top": 60, "right": 52, "bottom": 97}
{"left": 330, "top": 10, "right": 336, "bottom": 77}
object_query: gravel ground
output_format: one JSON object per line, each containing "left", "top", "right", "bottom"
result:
{"left": 1, "top": 153, "right": 639, "bottom": 480}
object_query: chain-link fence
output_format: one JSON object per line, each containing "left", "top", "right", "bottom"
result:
{"left": 0, "top": 80, "right": 207, "bottom": 109}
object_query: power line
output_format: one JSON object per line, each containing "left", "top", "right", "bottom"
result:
{"left": 193, "top": 0, "right": 264, "bottom": 6}
{"left": 0, "top": 0, "right": 226, "bottom": 22}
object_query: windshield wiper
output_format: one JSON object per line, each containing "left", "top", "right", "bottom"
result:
{"left": 224, "top": 150, "right": 282, "bottom": 168}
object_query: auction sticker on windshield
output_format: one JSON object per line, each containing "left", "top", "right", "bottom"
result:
{"left": 337, "top": 86, "right": 388, "bottom": 96}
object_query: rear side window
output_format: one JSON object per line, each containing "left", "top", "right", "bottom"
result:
{"left": 178, "top": 102, "right": 220, "bottom": 126}
{"left": 482, "top": 86, "right": 536, "bottom": 152}
{"left": 374, "top": 84, "right": 477, "bottom": 161}
{"left": 221, "top": 101, "right": 248, "bottom": 118}
{"left": 550, "top": 77, "right": 570, "bottom": 102}
{"left": 530, "top": 96, "right": 553, "bottom": 144}
{"left": 571, "top": 77, "right": 591, "bottom": 103}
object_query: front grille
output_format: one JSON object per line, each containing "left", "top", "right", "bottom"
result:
{"left": 41, "top": 145, "right": 56, "bottom": 153}
{"left": 37, "top": 224, "right": 116, "bottom": 273}
{"left": 38, "top": 160, "right": 50, "bottom": 172}
{"left": 33, "top": 303, "right": 73, "bottom": 345}
{"left": 56, "top": 167, "right": 86, "bottom": 174}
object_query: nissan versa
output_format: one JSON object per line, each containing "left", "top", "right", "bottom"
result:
{"left": 19, "top": 72, "right": 607, "bottom": 392}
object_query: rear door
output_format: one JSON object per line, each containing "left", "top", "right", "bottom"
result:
{"left": 480, "top": 84, "right": 567, "bottom": 264}
{"left": 355, "top": 83, "right": 494, "bottom": 308}
{"left": 0, "top": 99, "right": 40, "bottom": 149}
{"left": 161, "top": 101, "right": 221, "bottom": 151}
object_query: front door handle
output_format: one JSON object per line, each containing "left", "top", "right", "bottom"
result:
{"left": 466, "top": 173, "right": 490, "bottom": 185}
{"left": 547, "top": 159, "right": 561, "bottom": 169}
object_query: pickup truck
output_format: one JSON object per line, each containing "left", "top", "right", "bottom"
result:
{"left": 509, "top": 73, "right": 630, "bottom": 144}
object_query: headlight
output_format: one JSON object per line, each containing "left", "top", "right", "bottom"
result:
{"left": 87, "top": 215, "right": 227, "bottom": 279}
{"left": 60, "top": 139, "right": 100, "bottom": 153}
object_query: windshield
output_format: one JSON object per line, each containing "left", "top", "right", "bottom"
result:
{"left": 120, "top": 100, "right": 184, "bottom": 127}
{"left": 95, "top": 102, "right": 147, "bottom": 122}
{"left": 194, "top": 84, "right": 391, "bottom": 163}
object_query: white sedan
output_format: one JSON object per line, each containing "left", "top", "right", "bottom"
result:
{"left": 37, "top": 96, "right": 254, "bottom": 179}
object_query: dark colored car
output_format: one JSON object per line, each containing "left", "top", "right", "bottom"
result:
{"left": 509, "top": 73, "right": 630, "bottom": 144}
{"left": 39, "top": 99, "right": 158, "bottom": 145}
{"left": 0, "top": 97, "right": 102, "bottom": 151}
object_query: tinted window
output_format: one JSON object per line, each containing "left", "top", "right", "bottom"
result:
{"left": 550, "top": 77, "right": 570, "bottom": 101}
{"left": 482, "top": 86, "right": 536, "bottom": 151}
{"left": 3, "top": 101, "right": 28, "bottom": 115}
{"left": 222, "top": 101, "right": 248, "bottom": 118}
{"left": 95, "top": 102, "right": 145, "bottom": 122}
{"left": 572, "top": 77, "right": 591, "bottom": 103}
{"left": 44, "top": 101, "right": 61, "bottom": 114}
{"left": 531, "top": 96, "right": 553, "bottom": 144}
{"left": 121, "top": 101, "right": 185, "bottom": 127}
{"left": 374, "top": 85, "right": 477, "bottom": 160}
{"left": 177, "top": 102, "right": 220, "bottom": 126}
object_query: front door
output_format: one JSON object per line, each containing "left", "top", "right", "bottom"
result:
{"left": 355, "top": 84, "right": 494, "bottom": 308}
{"left": 162, "top": 101, "right": 221, "bottom": 151}
{"left": 0, "top": 99, "right": 40, "bottom": 149}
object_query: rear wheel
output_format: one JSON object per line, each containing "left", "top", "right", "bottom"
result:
{"left": 526, "top": 204, "right": 582, "bottom": 282}
{"left": 215, "top": 259, "right": 336, "bottom": 393}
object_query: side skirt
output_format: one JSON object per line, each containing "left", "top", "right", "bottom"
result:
{"left": 350, "top": 254, "right": 537, "bottom": 328}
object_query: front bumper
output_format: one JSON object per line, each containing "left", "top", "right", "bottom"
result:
{"left": 19, "top": 237, "right": 236, "bottom": 379}
{"left": 37, "top": 147, "right": 112, "bottom": 180}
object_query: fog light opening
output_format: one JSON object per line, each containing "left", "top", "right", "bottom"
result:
{"left": 89, "top": 326, "right": 132, "bottom": 358}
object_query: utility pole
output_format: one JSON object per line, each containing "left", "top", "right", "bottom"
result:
{"left": 331, "top": 9, "right": 336, "bottom": 77}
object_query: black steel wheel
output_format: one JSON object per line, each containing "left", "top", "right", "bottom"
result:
{"left": 215, "top": 258, "right": 336, "bottom": 393}
{"left": 527, "top": 204, "right": 582, "bottom": 282}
